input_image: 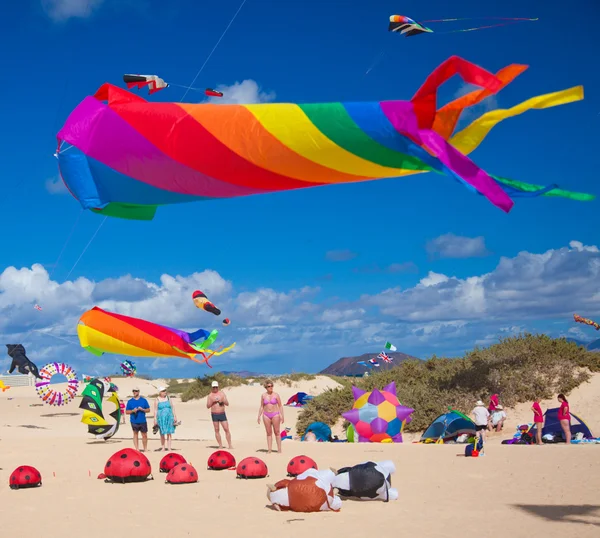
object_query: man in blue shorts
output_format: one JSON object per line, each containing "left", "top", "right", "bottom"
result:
{"left": 126, "top": 387, "right": 151, "bottom": 452}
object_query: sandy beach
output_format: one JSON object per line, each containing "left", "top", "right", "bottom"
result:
{"left": 1, "top": 375, "right": 599, "bottom": 538}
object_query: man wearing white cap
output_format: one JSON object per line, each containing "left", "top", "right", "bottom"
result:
{"left": 126, "top": 386, "right": 151, "bottom": 451}
{"left": 471, "top": 400, "right": 490, "bottom": 442}
{"left": 206, "top": 380, "right": 233, "bottom": 449}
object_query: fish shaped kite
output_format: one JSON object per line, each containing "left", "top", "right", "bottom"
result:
{"left": 56, "top": 56, "right": 591, "bottom": 221}
{"left": 77, "top": 307, "right": 235, "bottom": 367}
{"left": 574, "top": 314, "right": 600, "bottom": 331}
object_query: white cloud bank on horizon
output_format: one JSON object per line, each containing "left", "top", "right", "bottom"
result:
{"left": 42, "top": 0, "right": 105, "bottom": 22}
{"left": 1, "top": 240, "right": 599, "bottom": 374}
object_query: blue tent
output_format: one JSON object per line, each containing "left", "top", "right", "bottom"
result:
{"left": 420, "top": 411, "right": 476, "bottom": 442}
{"left": 285, "top": 392, "right": 314, "bottom": 406}
{"left": 302, "top": 421, "right": 332, "bottom": 442}
{"left": 530, "top": 407, "right": 594, "bottom": 439}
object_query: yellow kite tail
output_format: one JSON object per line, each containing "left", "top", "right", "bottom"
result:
{"left": 450, "top": 86, "right": 584, "bottom": 155}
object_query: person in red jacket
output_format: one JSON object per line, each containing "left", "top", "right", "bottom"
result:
{"left": 557, "top": 394, "right": 571, "bottom": 444}
{"left": 531, "top": 398, "right": 544, "bottom": 445}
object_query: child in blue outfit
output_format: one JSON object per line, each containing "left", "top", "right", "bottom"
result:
{"left": 126, "top": 387, "right": 151, "bottom": 452}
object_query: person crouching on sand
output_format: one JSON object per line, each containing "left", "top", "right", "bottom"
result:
{"left": 207, "top": 381, "right": 233, "bottom": 449}
{"left": 257, "top": 379, "right": 284, "bottom": 454}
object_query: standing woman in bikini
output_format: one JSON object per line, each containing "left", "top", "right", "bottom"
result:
{"left": 257, "top": 379, "right": 284, "bottom": 453}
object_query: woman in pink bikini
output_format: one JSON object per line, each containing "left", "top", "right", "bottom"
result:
{"left": 257, "top": 379, "right": 284, "bottom": 453}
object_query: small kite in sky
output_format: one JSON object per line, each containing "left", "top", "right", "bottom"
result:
{"left": 574, "top": 314, "right": 600, "bottom": 331}
{"left": 123, "top": 74, "right": 224, "bottom": 98}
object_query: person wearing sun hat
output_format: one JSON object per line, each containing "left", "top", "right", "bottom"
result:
{"left": 489, "top": 404, "right": 507, "bottom": 432}
{"left": 153, "top": 386, "right": 177, "bottom": 451}
{"left": 471, "top": 400, "right": 490, "bottom": 442}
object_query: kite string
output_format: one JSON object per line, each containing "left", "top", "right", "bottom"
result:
{"left": 421, "top": 17, "right": 539, "bottom": 23}
{"left": 47, "top": 209, "right": 83, "bottom": 282}
{"left": 63, "top": 216, "right": 108, "bottom": 282}
{"left": 432, "top": 21, "right": 528, "bottom": 34}
{"left": 22, "top": 215, "right": 107, "bottom": 346}
{"left": 179, "top": 0, "right": 249, "bottom": 102}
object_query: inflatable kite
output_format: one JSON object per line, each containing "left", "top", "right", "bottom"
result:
{"left": 332, "top": 461, "right": 398, "bottom": 502}
{"left": 103, "top": 448, "right": 152, "bottom": 483}
{"left": 79, "top": 377, "right": 121, "bottom": 440}
{"left": 267, "top": 468, "right": 342, "bottom": 512}
{"left": 236, "top": 457, "right": 268, "bottom": 479}
{"left": 389, "top": 15, "right": 538, "bottom": 36}
{"left": 9, "top": 466, "right": 42, "bottom": 490}
{"left": 160, "top": 453, "right": 187, "bottom": 473}
{"left": 77, "top": 307, "right": 236, "bottom": 367}
{"left": 35, "top": 362, "right": 79, "bottom": 406}
{"left": 120, "top": 359, "right": 136, "bottom": 377}
{"left": 123, "top": 74, "right": 169, "bottom": 94}
{"left": 207, "top": 450, "right": 236, "bottom": 470}
{"left": 205, "top": 88, "right": 223, "bottom": 98}
{"left": 5, "top": 344, "right": 41, "bottom": 379}
{"left": 287, "top": 455, "right": 318, "bottom": 477}
{"left": 166, "top": 463, "right": 199, "bottom": 484}
{"left": 574, "top": 314, "right": 600, "bottom": 331}
{"left": 192, "top": 290, "right": 221, "bottom": 316}
{"left": 342, "top": 382, "right": 414, "bottom": 443}
{"left": 0, "top": 380, "right": 10, "bottom": 392}
{"left": 56, "top": 56, "right": 590, "bottom": 221}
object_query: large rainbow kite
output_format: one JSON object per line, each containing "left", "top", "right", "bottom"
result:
{"left": 56, "top": 56, "right": 591, "bottom": 221}
{"left": 77, "top": 307, "right": 235, "bottom": 367}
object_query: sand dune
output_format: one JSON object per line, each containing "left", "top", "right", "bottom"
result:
{"left": 1, "top": 374, "right": 599, "bottom": 538}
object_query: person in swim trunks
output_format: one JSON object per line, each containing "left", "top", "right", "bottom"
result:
{"left": 206, "top": 381, "right": 233, "bottom": 449}
{"left": 257, "top": 379, "right": 284, "bottom": 454}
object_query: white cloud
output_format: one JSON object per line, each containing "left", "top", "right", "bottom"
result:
{"left": 325, "top": 249, "right": 358, "bottom": 262}
{"left": 354, "top": 262, "right": 418, "bottom": 274}
{"left": 203, "top": 79, "right": 275, "bottom": 105}
{"left": 1, "top": 240, "right": 599, "bottom": 375}
{"left": 362, "top": 241, "right": 600, "bottom": 323}
{"left": 452, "top": 81, "right": 499, "bottom": 126}
{"left": 45, "top": 177, "right": 69, "bottom": 195}
{"left": 42, "top": 0, "right": 105, "bottom": 21}
{"left": 426, "top": 233, "right": 490, "bottom": 259}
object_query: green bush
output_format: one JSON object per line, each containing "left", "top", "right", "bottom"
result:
{"left": 297, "top": 334, "right": 598, "bottom": 435}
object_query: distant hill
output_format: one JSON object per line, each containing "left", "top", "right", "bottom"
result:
{"left": 565, "top": 337, "right": 600, "bottom": 352}
{"left": 220, "top": 370, "right": 266, "bottom": 378}
{"left": 320, "top": 351, "right": 419, "bottom": 377}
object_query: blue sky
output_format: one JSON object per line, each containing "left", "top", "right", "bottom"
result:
{"left": 1, "top": 0, "right": 599, "bottom": 378}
